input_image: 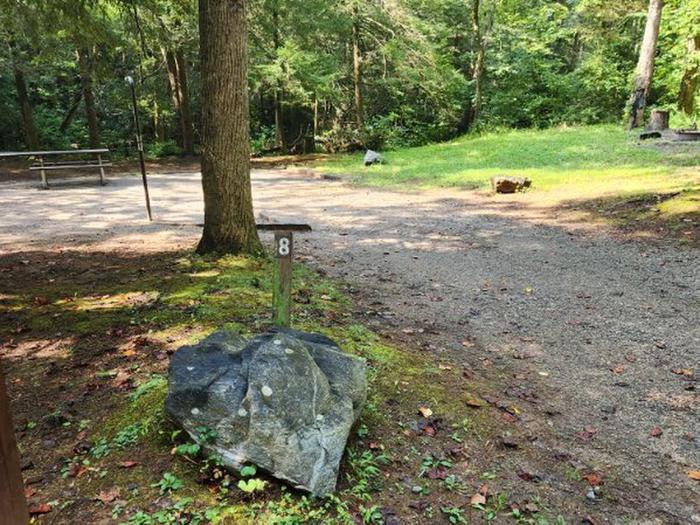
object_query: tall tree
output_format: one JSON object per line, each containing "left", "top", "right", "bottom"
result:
{"left": 351, "top": 2, "right": 364, "bottom": 128}
{"left": 628, "top": 0, "right": 664, "bottom": 129}
{"left": 462, "top": 0, "right": 489, "bottom": 129}
{"left": 76, "top": 46, "right": 101, "bottom": 148}
{"left": 678, "top": 34, "right": 699, "bottom": 116}
{"left": 8, "top": 41, "right": 40, "bottom": 150}
{"left": 197, "top": 0, "right": 261, "bottom": 255}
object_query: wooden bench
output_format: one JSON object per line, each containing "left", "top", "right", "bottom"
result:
{"left": 0, "top": 148, "right": 111, "bottom": 189}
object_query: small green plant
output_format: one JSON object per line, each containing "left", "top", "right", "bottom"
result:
{"left": 474, "top": 493, "right": 507, "bottom": 522}
{"left": 357, "top": 423, "right": 369, "bottom": 438}
{"left": 173, "top": 442, "right": 201, "bottom": 457}
{"left": 441, "top": 506, "right": 467, "bottom": 524}
{"left": 196, "top": 426, "right": 218, "bottom": 444}
{"left": 153, "top": 472, "right": 183, "bottom": 495}
{"left": 129, "top": 375, "right": 166, "bottom": 401}
{"left": 442, "top": 475, "right": 462, "bottom": 492}
{"left": 237, "top": 478, "right": 268, "bottom": 494}
{"left": 240, "top": 465, "right": 257, "bottom": 477}
{"left": 359, "top": 504, "right": 384, "bottom": 524}
{"left": 421, "top": 455, "right": 453, "bottom": 476}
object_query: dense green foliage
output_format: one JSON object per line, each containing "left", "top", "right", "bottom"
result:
{"left": 0, "top": 0, "right": 698, "bottom": 153}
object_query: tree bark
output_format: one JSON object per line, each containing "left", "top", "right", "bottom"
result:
{"left": 174, "top": 49, "right": 194, "bottom": 155}
{"left": 272, "top": 7, "right": 286, "bottom": 150}
{"left": 12, "top": 61, "right": 40, "bottom": 150}
{"left": 465, "top": 0, "right": 485, "bottom": 129}
{"left": 352, "top": 5, "right": 364, "bottom": 128}
{"left": 678, "top": 35, "right": 700, "bottom": 116}
{"left": 164, "top": 48, "right": 195, "bottom": 154}
{"left": 59, "top": 90, "right": 82, "bottom": 134}
{"left": 0, "top": 359, "right": 29, "bottom": 525}
{"left": 197, "top": 0, "right": 261, "bottom": 255}
{"left": 76, "top": 47, "right": 101, "bottom": 148}
{"left": 628, "top": 0, "right": 664, "bottom": 129}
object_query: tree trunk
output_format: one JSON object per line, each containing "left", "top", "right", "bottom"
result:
{"left": 197, "top": 0, "right": 261, "bottom": 255}
{"left": 59, "top": 90, "right": 83, "bottom": 134}
{"left": 628, "top": 0, "right": 664, "bottom": 129}
{"left": 175, "top": 49, "right": 194, "bottom": 155}
{"left": 272, "top": 8, "right": 286, "bottom": 150}
{"left": 12, "top": 61, "right": 40, "bottom": 150}
{"left": 352, "top": 6, "right": 364, "bottom": 128}
{"left": 649, "top": 108, "right": 669, "bottom": 130}
{"left": 678, "top": 35, "right": 700, "bottom": 116}
{"left": 76, "top": 47, "right": 101, "bottom": 148}
{"left": 0, "top": 359, "right": 29, "bottom": 525}
{"left": 164, "top": 48, "right": 195, "bottom": 154}
{"left": 467, "top": 0, "right": 485, "bottom": 128}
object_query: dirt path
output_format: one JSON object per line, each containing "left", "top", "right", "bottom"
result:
{"left": 1, "top": 170, "right": 698, "bottom": 523}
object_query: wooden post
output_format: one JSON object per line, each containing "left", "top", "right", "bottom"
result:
{"left": 273, "top": 231, "right": 293, "bottom": 327}
{"left": 97, "top": 153, "right": 106, "bottom": 186}
{"left": 39, "top": 156, "right": 47, "bottom": 189}
{"left": 0, "top": 359, "right": 29, "bottom": 525}
{"left": 256, "top": 223, "right": 312, "bottom": 328}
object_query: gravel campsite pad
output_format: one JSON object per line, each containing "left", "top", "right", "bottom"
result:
{"left": 1, "top": 168, "right": 698, "bottom": 523}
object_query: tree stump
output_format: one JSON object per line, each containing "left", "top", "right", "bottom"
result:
{"left": 649, "top": 109, "right": 670, "bottom": 131}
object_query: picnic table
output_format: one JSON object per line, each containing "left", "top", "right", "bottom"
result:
{"left": 0, "top": 148, "right": 111, "bottom": 189}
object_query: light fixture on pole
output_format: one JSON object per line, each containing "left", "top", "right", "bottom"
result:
{"left": 125, "top": 75, "right": 153, "bottom": 221}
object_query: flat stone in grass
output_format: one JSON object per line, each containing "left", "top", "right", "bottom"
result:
{"left": 491, "top": 176, "right": 532, "bottom": 194}
{"left": 165, "top": 327, "right": 367, "bottom": 496}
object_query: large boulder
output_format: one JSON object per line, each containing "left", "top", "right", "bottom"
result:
{"left": 165, "top": 327, "right": 367, "bottom": 496}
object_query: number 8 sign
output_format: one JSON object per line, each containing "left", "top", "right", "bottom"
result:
{"left": 276, "top": 234, "right": 292, "bottom": 258}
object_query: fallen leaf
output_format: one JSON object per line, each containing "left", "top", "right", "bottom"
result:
{"left": 34, "top": 297, "right": 49, "bottom": 306}
{"left": 119, "top": 461, "right": 140, "bottom": 469}
{"left": 583, "top": 472, "right": 603, "bottom": 486}
{"left": 650, "top": 426, "right": 663, "bottom": 438}
{"left": 112, "top": 371, "right": 132, "bottom": 389}
{"left": 97, "top": 487, "right": 120, "bottom": 504}
{"left": 478, "top": 483, "right": 489, "bottom": 496}
{"left": 418, "top": 406, "right": 433, "bottom": 418}
{"left": 672, "top": 368, "right": 694, "bottom": 378}
{"left": 609, "top": 364, "right": 625, "bottom": 374}
{"left": 470, "top": 493, "right": 486, "bottom": 506}
{"left": 28, "top": 504, "right": 52, "bottom": 515}
{"left": 24, "top": 486, "right": 37, "bottom": 498}
{"left": 465, "top": 394, "right": 486, "bottom": 408}
{"left": 577, "top": 426, "right": 598, "bottom": 441}
{"left": 462, "top": 339, "right": 475, "bottom": 348}
{"left": 68, "top": 463, "right": 87, "bottom": 478}
{"left": 688, "top": 470, "right": 700, "bottom": 481}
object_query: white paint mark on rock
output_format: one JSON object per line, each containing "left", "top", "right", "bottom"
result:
{"left": 261, "top": 385, "right": 273, "bottom": 397}
{"left": 315, "top": 414, "right": 324, "bottom": 421}
{"left": 273, "top": 339, "right": 282, "bottom": 346}
{"left": 187, "top": 366, "right": 195, "bottom": 371}
{"left": 191, "top": 407, "right": 200, "bottom": 415}
{"left": 285, "top": 348, "right": 294, "bottom": 355}
{"left": 238, "top": 408, "right": 248, "bottom": 417}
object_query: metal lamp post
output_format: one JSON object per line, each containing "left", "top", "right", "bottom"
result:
{"left": 125, "top": 75, "right": 153, "bottom": 221}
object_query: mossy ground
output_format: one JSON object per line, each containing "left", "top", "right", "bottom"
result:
{"left": 2, "top": 248, "right": 579, "bottom": 524}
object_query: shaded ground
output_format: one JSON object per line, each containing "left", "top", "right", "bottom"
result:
{"left": 0, "top": 168, "right": 698, "bottom": 524}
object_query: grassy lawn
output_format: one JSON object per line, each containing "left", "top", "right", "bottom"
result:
{"left": 315, "top": 125, "right": 700, "bottom": 235}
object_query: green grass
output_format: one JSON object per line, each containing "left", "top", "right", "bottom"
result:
{"left": 315, "top": 124, "right": 699, "bottom": 195}
{"left": 315, "top": 124, "right": 700, "bottom": 237}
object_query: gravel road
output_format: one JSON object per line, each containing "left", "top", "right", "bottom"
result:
{"left": 1, "top": 169, "right": 698, "bottom": 523}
